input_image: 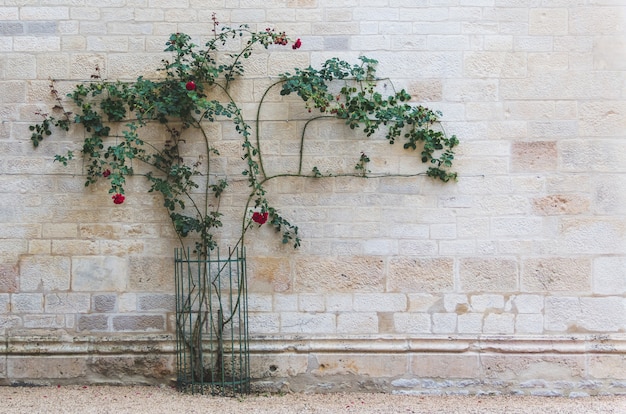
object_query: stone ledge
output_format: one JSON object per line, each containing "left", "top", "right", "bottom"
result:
{"left": 2, "top": 333, "right": 626, "bottom": 355}
{"left": 249, "top": 334, "right": 626, "bottom": 354}
{"left": 2, "top": 332, "right": 175, "bottom": 355}
{"left": 3, "top": 334, "right": 626, "bottom": 393}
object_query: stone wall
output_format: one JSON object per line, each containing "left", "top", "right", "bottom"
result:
{"left": 1, "top": 1, "right": 626, "bottom": 395}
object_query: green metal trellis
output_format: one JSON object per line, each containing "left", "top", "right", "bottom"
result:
{"left": 175, "top": 247, "right": 250, "bottom": 396}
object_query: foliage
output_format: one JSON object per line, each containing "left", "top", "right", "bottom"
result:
{"left": 29, "top": 21, "right": 458, "bottom": 256}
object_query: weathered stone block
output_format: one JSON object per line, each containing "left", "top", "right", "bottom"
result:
{"left": 407, "top": 78, "right": 442, "bottom": 101}
{"left": 528, "top": 52, "right": 569, "bottom": 72}
{"left": 532, "top": 194, "right": 590, "bottom": 215}
{"left": 336, "top": 312, "right": 378, "bottom": 334}
{"left": 248, "top": 256, "right": 292, "bottom": 293}
{"left": 44, "top": 293, "right": 90, "bottom": 314}
{"left": 112, "top": 315, "right": 165, "bottom": 332}
{"left": 93, "top": 294, "right": 116, "bottom": 313}
{"left": 273, "top": 294, "right": 298, "bottom": 312}
{"left": 550, "top": 285, "right": 622, "bottom": 326}
{"left": 117, "top": 293, "right": 137, "bottom": 313}
{"left": 481, "top": 355, "right": 585, "bottom": 382}
{"left": 28, "top": 240, "right": 51, "bottom": 255}
{"left": 13, "top": 36, "right": 60, "bottom": 52}
{"left": 20, "top": 7, "right": 69, "bottom": 20}
{"left": 394, "top": 313, "right": 431, "bottom": 334}
{"left": 593, "top": 256, "right": 626, "bottom": 295}
{"left": 69, "top": 54, "right": 105, "bottom": 79}
{"left": 408, "top": 294, "right": 440, "bottom": 312}
{"left": 593, "top": 177, "right": 626, "bottom": 215}
{"left": 0, "top": 80, "right": 27, "bottom": 103}
{"left": 247, "top": 294, "right": 273, "bottom": 312}
{"left": 0, "top": 22, "right": 23, "bottom": 35}
{"left": 492, "top": 217, "right": 543, "bottom": 238}
{"left": 411, "top": 354, "right": 480, "bottom": 379}
{"left": 22, "top": 315, "right": 65, "bottom": 329}
{"left": 529, "top": 8, "right": 568, "bottom": 35}
{"left": 511, "top": 141, "right": 557, "bottom": 172}
{"left": 298, "top": 294, "right": 325, "bottom": 312}
{"left": 137, "top": 294, "right": 175, "bottom": 312}
{"left": 4, "top": 52, "right": 37, "bottom": 79}
{"left": 561, "top": 140, "right": 626, "bottom": 173}
{"left": 71, "top": 256, "right": 128, "bottom": 292}
{"left": 589, "top": 355, "right": 626, "bottom": 381}
{"left": 325, "top": 294, "right": 353, "bottom": 312}
{"left": 294, "top": 256, "right": 385, "bottom": 292}
{"left": 0, "top": 294, "right": 9, "bottom": 313}
{"left": 556, "top": 218, "right": 626, "bottom": 255}
{"left": 459, "top": 258, "right": 518, "bottom": 292}
{"left": 387, "top": 258, "right": 454, "bottom": 293}
{"left": 0, "top": 354, "right": 5, "bottom": 381}
{"left": 544, "top": 296, "right": 580, "bottom": 332}
{"left": 354, "top": 293, "right": 407, "bottom": 312}
{"left": 457, "top": 313, "right": 483, "bottom": 334}
{"left": 515, "top": 314, "right": 543, "bottom": 334}
{"left": 19, "top": 255, "right": 70, "bottom": 292}
{"left": 570, "top": 6, "right": 623, "bottom": 35}
{"left": 579, "top": 101, "right": 626, "bottom": 136}
{"left": 11, "top": 293, "right": 43, "bottom": 313}
{"left": 250, "top": 354, "right": 309, "bottom": 378}
{"left": 443, "top": 294, "right": 469, "bottom": 313}
{"left": 443, "top": 79, "right": 498, "bottom": 102}
{"left": 107, "top": 54, "right": 164, "bottom": 79}
{"left": 470, "top": 295, "right": 505, "bottom": 312}
{"left": 0, "top": 265, "right": 18, "bottom": 293}
{"left": 8, "top": 357, "right": 85, "bottom": 379}
{"left": 483, "top": 313, "right": 514, "bottom": 334}
{"left": 579, "top": 297, "right": 625, "bottom": 332}
{"left": 398, "top": 240, "right": 438, "bottom": 256}
{"left": 522, "top": 258, "right": 591, "bottom": 292}
{"left": 128, "top": 256, "right": 174, "bottom": 292}
{"left": 363, "top": 239, "right": 398, "bottom": 256}
{"left": 311, "top": 354, "right": 408, "bottom": 378}
{"left": 42, "top": 223, "right": 78, "bottom": 238}
{"left": 464, "top": 52, "right": 527, "bottom": 78}
{"left": 280, "top": 312, "right": 336, "bottom": 334}
{"left": 0, "top": 316, "right": 21, "bottom": 334}
{"left": 432, "top": 313, "right": 456, "bottom": 334}
{"left": 512, "top": 294, "right": 544, "bottom": 313}
{"left": 87, "top": 355, "right": 173, "bottom": 380}
{"left": 77, "top": 314, "right": 109, "bottom": 332}
{"left": 248, "top": 313, "right": 280, "bottom": 334}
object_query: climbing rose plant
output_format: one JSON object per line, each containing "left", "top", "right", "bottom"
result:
{"left": 30, "top": 21, "right": 458, "bottom": 257}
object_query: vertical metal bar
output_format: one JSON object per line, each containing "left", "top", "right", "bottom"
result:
{"left": 208, "top": 246, "right": 215, "bottom": 394}
{"left": 242, "top": 246, "right": 250, "bottom": 393}
{"left": 175, "top": 248, "right": 181, "bottom": 390}
{"left": 197, "top": 247, "right": 204, "bottom": 394}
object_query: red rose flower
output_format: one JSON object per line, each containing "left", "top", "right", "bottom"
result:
{"left": 102, "top": 169, "right": 111, "bottom": 178}
{"left": 252, "top": 211, "right": 269, "bottom": 225}
{"left": 185, "top": 81, "right": 196, "bottom": 91}
{"left": 112, "top": 193, "right": 125, "bottom": 204}
{"left": 292, "top": 38, "right": 302, "bottom": 50}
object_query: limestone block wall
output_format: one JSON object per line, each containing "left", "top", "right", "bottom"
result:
{"left": 1, "top": 1, "right": 626, "bottom": 395}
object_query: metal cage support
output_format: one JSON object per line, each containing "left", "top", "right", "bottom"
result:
{"left": 175, "top": 247, "right": 250, "bottom": 395}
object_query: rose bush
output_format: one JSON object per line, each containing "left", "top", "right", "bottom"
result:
{"left": 30, "top": 19, "right": 458, "bottom": 257}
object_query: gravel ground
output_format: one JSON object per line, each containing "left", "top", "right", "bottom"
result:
{"left": 1, "top": 385, "right": 625, "bottom": 414}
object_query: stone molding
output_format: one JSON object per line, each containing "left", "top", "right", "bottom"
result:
{"left": 2, "top": 333, "right": 624, "bottom": 356}
{"left": 3, "top": 334, "right": 626, "bottom": 394}
{"left": 249, "top": 334, "right": 626, "bottom": 355}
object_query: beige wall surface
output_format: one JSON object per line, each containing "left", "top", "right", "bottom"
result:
{"left": 1, "top": 1, "right": 626, "bottom": 395}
